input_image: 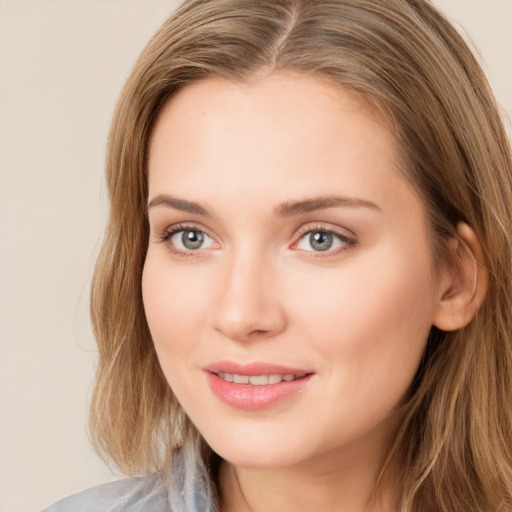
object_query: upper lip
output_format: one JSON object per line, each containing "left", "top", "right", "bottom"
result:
{"left": 203, "top": 361, "right": 312, "bottom": 376}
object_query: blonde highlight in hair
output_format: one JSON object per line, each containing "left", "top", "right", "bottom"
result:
{"left": 89, "top": 1, "right": 512, "bottom": 510}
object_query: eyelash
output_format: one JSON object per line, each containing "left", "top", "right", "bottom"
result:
{"left": 156, "top": 223, "right": 211, "bottom": 259}
{"left": 155, "top": 222, "right": 357, "bottom": 259}
{"left": 292, "top": 224, "right": 357, "bottom": 257}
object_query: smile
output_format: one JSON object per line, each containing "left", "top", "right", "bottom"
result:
{"left": 216, "top": 372, "right": 306, "bottom": 385}
{"left": 204, "top": 362, "right": 314, "bottom": 410}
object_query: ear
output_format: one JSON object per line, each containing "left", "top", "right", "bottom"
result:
{"left": 432, "top": 222, "right": 488, "bottom": 331}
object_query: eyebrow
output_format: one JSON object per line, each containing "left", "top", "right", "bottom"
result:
{"left": 147, "top": 194, "right": 212, "bottom": 216}
{"left": 275, "top": 195, "right": 381, "bottom": 217}
{"left": 147, "top": 193, "right": 381, "bottom": 217}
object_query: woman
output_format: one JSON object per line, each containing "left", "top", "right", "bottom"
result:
{"left": 44, "top": 0, "right": 512, "bottom": 511}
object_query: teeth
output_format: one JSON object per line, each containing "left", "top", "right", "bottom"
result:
{"left": 233, "top": 374, "right": 249, "bottom": 384}
{"left": 249, "top": 375, "right": 269, "bottom": 385}
{"left": 217, "top": 372, "right": 305, "bottom": 385}
{"left": 268, "top": 374, "right": 283, "bottom": 384}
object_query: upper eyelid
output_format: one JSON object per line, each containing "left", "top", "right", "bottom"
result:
{"left": 161, "top": 221, "right": 213, "bottom": 236}
{"left": 152, "top": 222, "right": 217, "bottom": 246}
{"left": 293, "top": 222, "right": 356, "bottom": 240}
{"left": 296, "top": 231, "right": 353, "bottom": 246}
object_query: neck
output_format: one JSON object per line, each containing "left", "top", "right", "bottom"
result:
{"left": 218, "top": 438, "right": 400, "bottom": 512}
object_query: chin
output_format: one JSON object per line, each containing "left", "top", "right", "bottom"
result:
{"left": 213, "top": 444, "right": 306, "bottom": 469}
{"left": 199, "top": 421, "right": 316, "bottom": 469}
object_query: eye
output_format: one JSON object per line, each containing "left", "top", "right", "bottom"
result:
{"left": 168, "top": 229, "right": 215, "bottom": 251}
{"left": 295, "top": 229, "right": 354, "bottom": 253}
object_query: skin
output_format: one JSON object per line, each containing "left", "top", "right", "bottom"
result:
{"left": 142, "top": 72, "right": 460, "bottom": 512}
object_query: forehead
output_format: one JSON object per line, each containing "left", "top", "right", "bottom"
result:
{"left": 147, "top": 72, "right": 415, "bottom": 217}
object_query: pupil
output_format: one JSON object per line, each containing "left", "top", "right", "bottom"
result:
{"left": 310, "top": 232, "right": 332, "bottom": 251}
{"left": 182, "top": 230, "right": 204, "bottom": 250}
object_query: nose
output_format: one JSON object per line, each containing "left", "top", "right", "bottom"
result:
{"left": 210, "top": 249, "right": 287, "bottom": 342}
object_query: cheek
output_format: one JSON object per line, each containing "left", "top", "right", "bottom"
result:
{"left": 278, "top": 250, "right": 436, "bottom": 449}
{"left": 142, "top": 255, "right": 214, "bottom": 418}
{"left": 141, "top": 255, "right": 206, "bottom": 361}
{"left": 290, "top": 244, "right": 436, "bottom": 385}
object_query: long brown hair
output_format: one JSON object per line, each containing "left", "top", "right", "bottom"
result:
{"left": 89, "top": 1, "right": 512, "bottom": 510}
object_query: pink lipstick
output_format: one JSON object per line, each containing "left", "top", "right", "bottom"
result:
{"left": 204, "top": 361, "right": 314, "bottom": 410}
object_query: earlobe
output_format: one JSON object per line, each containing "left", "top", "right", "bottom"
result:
{"left": 432, "top": 222, "right": 488, "bottom": 332}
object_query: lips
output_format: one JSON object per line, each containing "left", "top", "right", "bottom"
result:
{"left": 204, "top": 361, "right": 314, "bottom": 410}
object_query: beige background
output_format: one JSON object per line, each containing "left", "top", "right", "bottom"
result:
{"left": 0, "top": 1, "right": 510, "bottom": 511}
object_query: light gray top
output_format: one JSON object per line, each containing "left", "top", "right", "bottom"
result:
{"left": 41, "top": 445, "right": 214, "bottom": 512}
{"left": 41, "top": 474, "right": 170, "bottom": 512}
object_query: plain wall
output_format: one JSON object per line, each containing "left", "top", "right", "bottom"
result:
{"left": 0, "top": 1, "right": 510, "bottom": 511}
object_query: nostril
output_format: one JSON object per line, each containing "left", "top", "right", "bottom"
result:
{"left": 247, "top": 329, "right": 268, "bottom": 338}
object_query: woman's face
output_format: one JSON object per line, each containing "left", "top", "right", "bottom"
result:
{"left": 143, "top": 73, "right": 444, "bottom": 469}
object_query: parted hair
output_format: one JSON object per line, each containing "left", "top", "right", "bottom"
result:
{"left": 89, "top": 1, "right": 512, "bottom": 510}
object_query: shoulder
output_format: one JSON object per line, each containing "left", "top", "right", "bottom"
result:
{"left": 41, "top": 474, "right": 169, "bottom": 512}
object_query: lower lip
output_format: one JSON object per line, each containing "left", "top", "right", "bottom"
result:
{"left": 206, "top": 373, "right": 313, "bottom": 410}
